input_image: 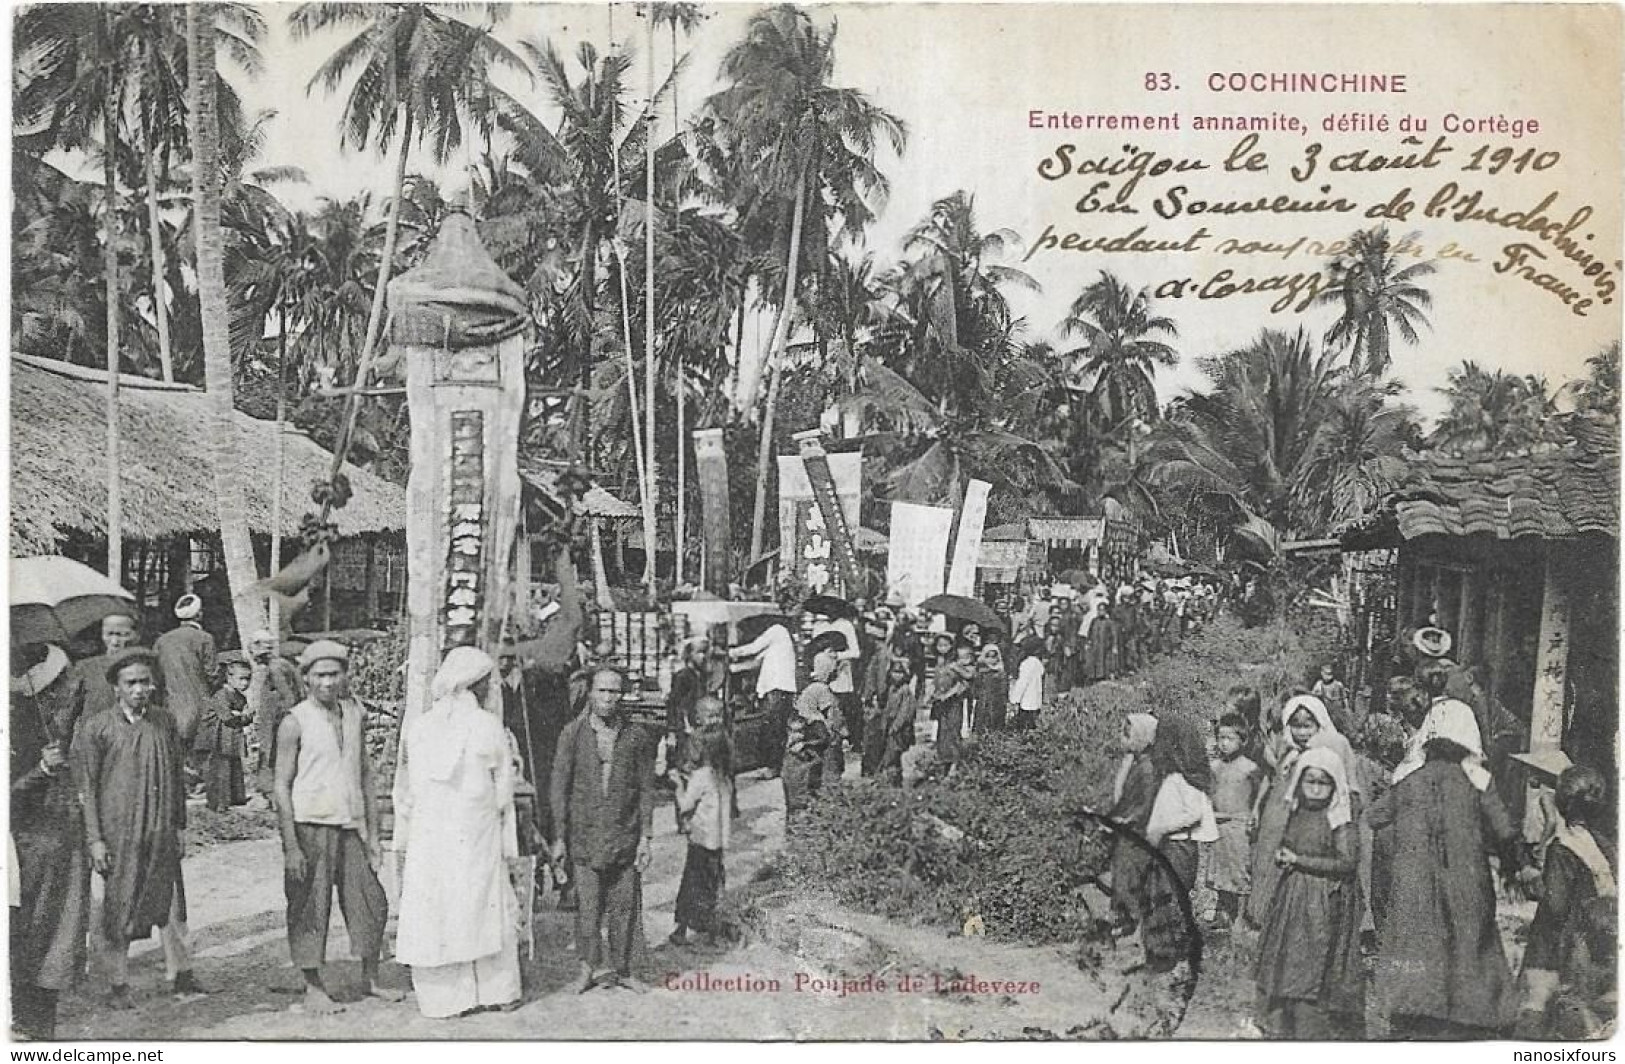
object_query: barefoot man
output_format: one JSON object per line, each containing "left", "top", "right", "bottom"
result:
{"left": 273, "top": 640, "right": 403, "bottom": 1013}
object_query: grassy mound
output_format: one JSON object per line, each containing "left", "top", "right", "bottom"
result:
{"left": 781, "top": 617, "right": 1312, "bottom": 945}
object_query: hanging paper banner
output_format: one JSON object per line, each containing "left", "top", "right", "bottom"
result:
{"left": 777, "top": 450, "right": 862, "bottom": 596}
{"left": 693, "top": 428, "right": 733, "bottom": 594}
{"left": 795, "top": 431, "right": 864, "bottom": 594}
{"left": 887, "top": 501, "right": 954, "bottom": 608}
{"left": 945, "top": 479, "right": 992, "bottom": 597}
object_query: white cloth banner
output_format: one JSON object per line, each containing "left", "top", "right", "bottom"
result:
{"left": 945, "top": 479, "right": 992, "bottom": 596}
{"left": 887, "top": 502, "right": 954, "bottom": 608}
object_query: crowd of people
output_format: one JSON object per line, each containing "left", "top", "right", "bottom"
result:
{"left": 1101, "top": 624, "right": 1616, "bottom": 1040}
{"left": 9, "top": 575, "right": 1612, "bottom": 1041}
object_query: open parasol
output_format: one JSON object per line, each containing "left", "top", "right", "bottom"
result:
{"left": 10, "top": 556, "right": 137, "bottom": 646}
{"left": 801, "top": 594, "right": 858, "bottom": 620}
{"left": 917, "top": 593, "right": 1005, "bottom": 634}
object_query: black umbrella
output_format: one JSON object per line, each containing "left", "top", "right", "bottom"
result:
{"left": 801, "top": 594, "right": 858, "bottom": 621}
{"left": 736, "top": 613, "right": 794, "bottom": 644}
{"left": 916, "top": 593, "right": 1005, "bottom": 634}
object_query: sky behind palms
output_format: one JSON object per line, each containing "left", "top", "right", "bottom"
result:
{"left": 183, "top": 3, "right": 1625, "bottom": 423}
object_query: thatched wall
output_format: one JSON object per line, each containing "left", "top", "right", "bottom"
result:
{"left": 10, "top": 355, "right": 406, "bottom": 555}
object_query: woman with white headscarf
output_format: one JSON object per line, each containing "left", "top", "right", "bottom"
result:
{"left": 1369, "top": 698, "right": 1536, "bottom": 1038}
{"left": 394, "top": 646, "right": 521, "bottom": 1018}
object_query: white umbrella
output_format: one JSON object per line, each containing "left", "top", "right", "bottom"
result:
{"left": 10, "top": 556, "right": 136, "bottom": 646}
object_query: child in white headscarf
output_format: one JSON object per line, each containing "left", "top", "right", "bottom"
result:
{"left": 1248, "top": 694, "right": 1362, "bottom": 929}
{"left": 1253, "top": 746, "right": 1365, "bottom": 1037}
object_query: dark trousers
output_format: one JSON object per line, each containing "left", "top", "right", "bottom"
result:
{"left": 782, "top": 754, "right": 823, "bottom": 815}
{"left": 204, "top": 754, "right": 246, "bottom": 812}
{"left": 673, "top": 844, "right": 724, "bottom": 934}
{"left": 860, "top": 720, "right": 887, "bottom": 777}
{"left": 284, "top": 823, "right": 388, "bottom": 971}
{"left": 10, "top": 912, "right": 57, "bottom": 1041}
{"left": 574, "top": 861, "right": 640, "bottom": 976}
{"left": 838, "top": 692, "right": 863, "bottom": 750}
{"left": 761, "top": 691, "right": 792, "bottom": 773}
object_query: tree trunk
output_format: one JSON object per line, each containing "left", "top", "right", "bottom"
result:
{"left": 750, "top": 181, "right": 808, "bottom": 562}
{"left": 676, "top": 354, "right": 686, "bottom": 585}
{"left": 612, "top": 243, "right": 654, "bottom": 590}
{"left": 143, "top": 127, "right": 173, "bottom": 382}
{"left": 100, "top": 10, "right": 123, "bottom": 584}
{"left": 268, "top": 303, "right": 288, "bottom": 635}
{"left": 190, "top": 1, "right": 264, "bottom": 642}
{"left": 643, "top": 9, "right": 658, "bottom": 591}
{"left": 319, "top": 103, "right": 411, "bottom": 527}
{"left": 360, "top": 107, "right": 411, "bottom": 374}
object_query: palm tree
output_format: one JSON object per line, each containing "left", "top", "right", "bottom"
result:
{"left": 290, "top": 3, "right": 525, "bottom": 514}
{"left": 705, "top": 5, "right": 907, "bottom": 561}
{"left": 191, "top": 1, "right": 263, "bottom": 640}
{"left": 1576, "top": 341, "right": 1621, "bottom": 418}
{"left": 14, "top": 4, "right": 136, "bottom": 578}
{"left": 843, "top": 356, "right": 1070, "bottom": 506}
{"left": 1293, "top": 378, "right": 1417, "bottom": 530}
{"left": 1317, "top": 226, "right": 1436, "bottom": 377}
{"left": 1432, "top": 361, "right": 1561, "bottom": 453}
{"left": 491, "top": 38, "right": 681, "bottom": 582}
{"left": 1057, "top": 271, "right": 1179, "bottom": 428}
{"left": 1156, "top": 328, "right": 1349, "bottom": 536}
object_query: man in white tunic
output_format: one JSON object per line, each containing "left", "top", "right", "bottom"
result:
{"left": 394, "top": 646, "right": 521, "bottom": 1018}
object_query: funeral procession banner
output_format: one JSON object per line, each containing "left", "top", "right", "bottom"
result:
{"left": 8, "top": 1, "right": 1619, "bottom": 1053}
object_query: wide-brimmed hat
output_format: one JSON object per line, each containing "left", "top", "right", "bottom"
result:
{"left": 1411, "top": 626, "right": 1453, "bottom": 659}
{"left": 105, "top": 646, "right": 160, "bottom": 683}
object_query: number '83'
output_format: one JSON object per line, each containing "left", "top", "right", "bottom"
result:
{"left": 1144, "top": 72, "right": 1174, "bottom": 91}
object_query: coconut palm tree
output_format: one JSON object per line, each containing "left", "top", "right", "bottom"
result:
{"left": 704, "top": 5, "right": 907, "bottom": 561}
{"left": 1431, "top": 361, "right": 1561, "bottom": 454}
{"left": 1576, "top": 341, "right": 1621, "bottom": 419}
{"left": 14, "top": 4, "right": 138, "bottom": 578}
{"left": 1317, "top": 226, "right": 1436, "bottom": 377}
{"left": 1293, "top": 378, "right": 1418, "bottom": 530}
{"left": 191, "top": 1, "right": 263, "bottom": 640}
{"left": 288, "top": 3, "right": 525, "bottom": 405}
{"left": 488, "top": 37, "right": 683, "bottom": 582}
{"left": 1156, "top": 328, "right": 1344, "bottom": 535}
{"left": 1057, "top": 271, "right": 1179, "bottom": 427}
{"left": 843, "top": 197, "right": 1065, "bottom": 508}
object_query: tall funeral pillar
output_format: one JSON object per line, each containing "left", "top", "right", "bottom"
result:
{"left": 390, "top": 210, "right": 530, "bottom": 727}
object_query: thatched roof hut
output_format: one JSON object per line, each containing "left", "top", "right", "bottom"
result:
{"left": 10, "top": 354, "right": 406, "bottom": 554}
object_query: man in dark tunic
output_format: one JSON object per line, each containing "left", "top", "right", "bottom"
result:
{"left": 69, "top": 612, "right": 140, "bottom": 721}
{"left": 551, "top": 665, "right": 657, "bottom": 992}
{"left": 665, "top": 637, "right": 711, "bottom": 769}
{"left": 72, "top": 646, "right": 203, "bottom": 1008}
{"left": 10, "top": 642, "right": 90, "bottom": 1039}
{"left": 155, "top": 593, "right": 217, "bottom": 752}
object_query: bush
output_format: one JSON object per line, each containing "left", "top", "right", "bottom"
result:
{"left": 781, "top": 617, "right": 1313, "bottom": 945}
